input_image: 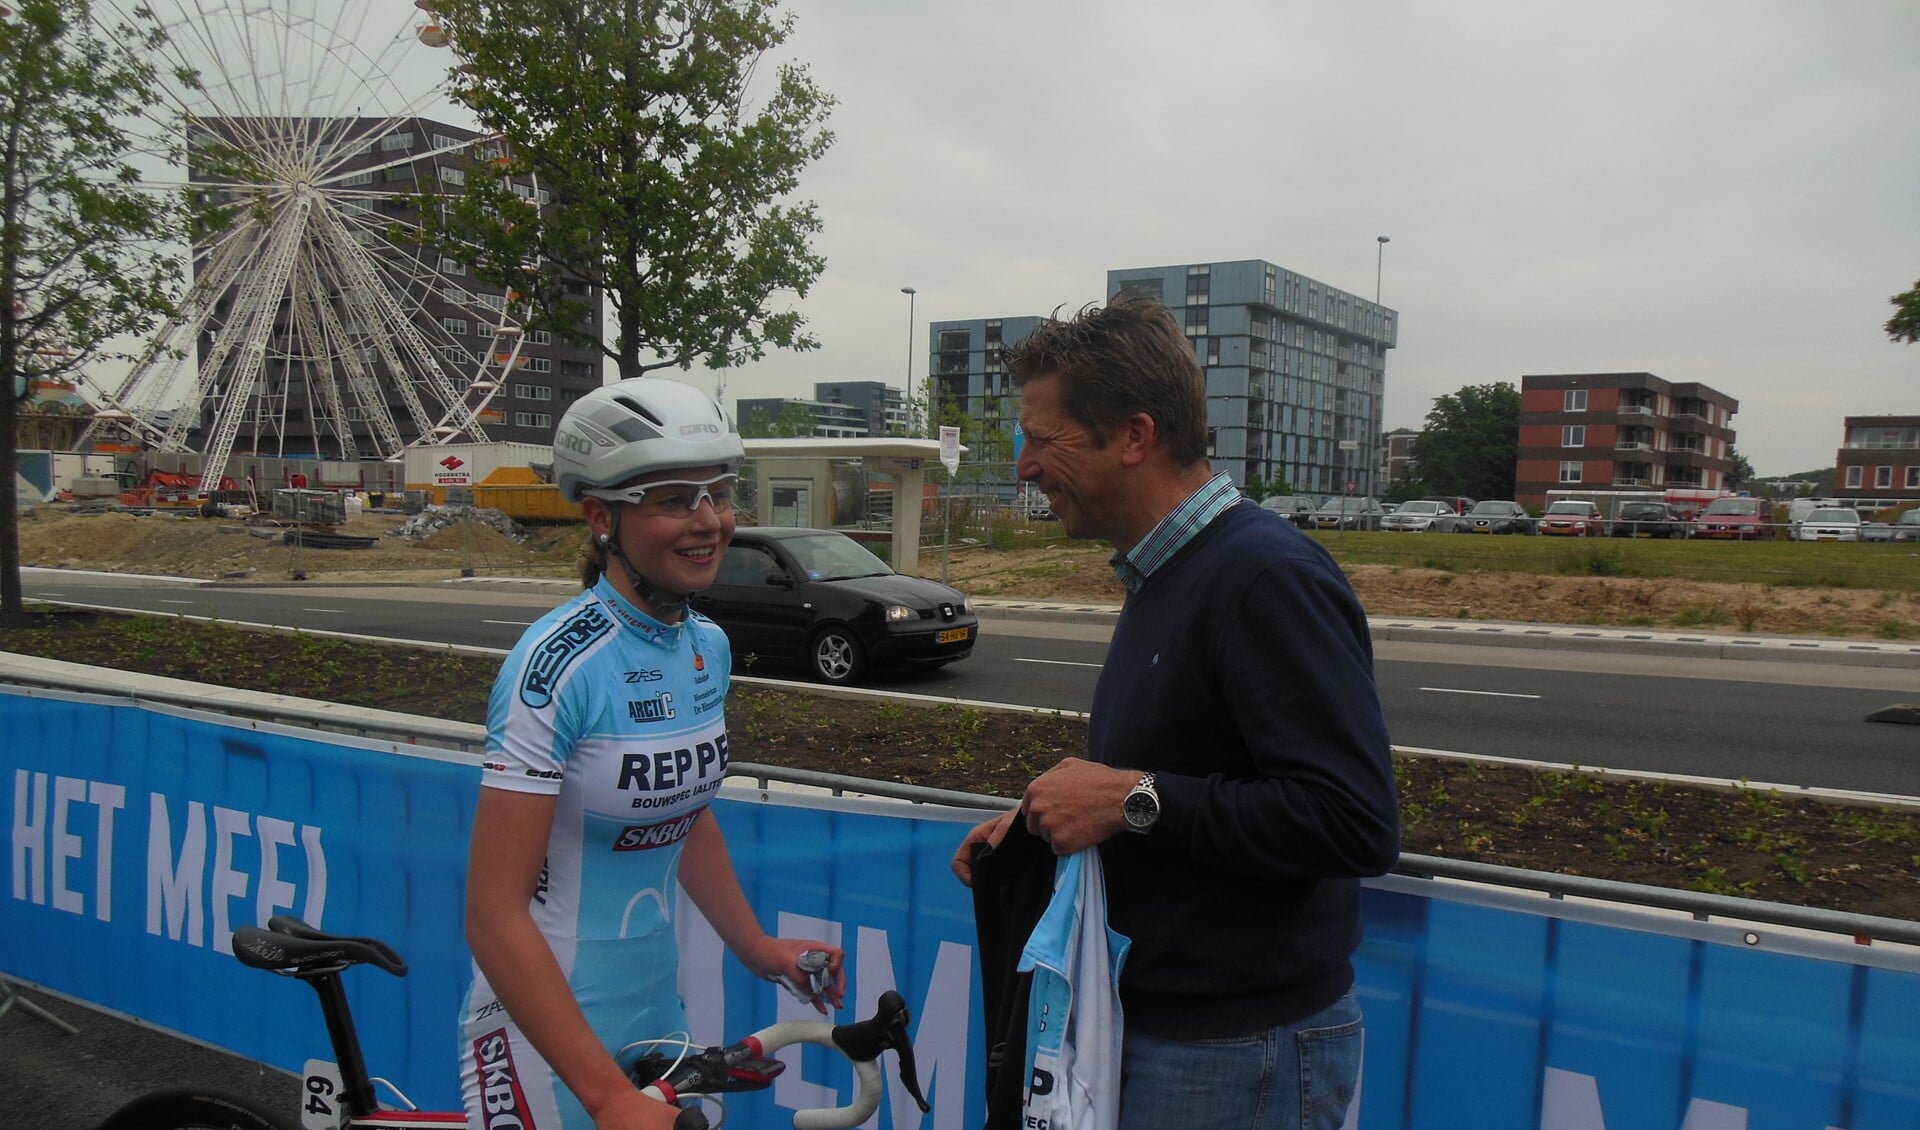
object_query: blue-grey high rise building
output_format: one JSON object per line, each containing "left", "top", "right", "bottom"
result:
{"left": 1107, "top": 260, "right": 1397, "bottom": 497}
{"left": 927, "top": 260, "right": 1396, "bottom": 500}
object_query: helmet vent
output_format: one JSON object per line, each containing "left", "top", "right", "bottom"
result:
{"left": 611, "top": 395, "right": 665, "bottom": 428}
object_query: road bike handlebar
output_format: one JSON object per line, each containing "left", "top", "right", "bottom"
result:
{"left": 628, "top": 988, "right": 930, "bottom": 1130}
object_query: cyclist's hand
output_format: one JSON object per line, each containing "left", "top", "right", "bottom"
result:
{"left": 745, "top": 936, "right": 845, "bottom": 1014}
{"left": 950, "top": 810, "right": 1016, "bottom": 887}
{"left": 590, "top": 1086, "right": 685, "bottom": 1130}
{"left": 1022, "top": 758, "right": 1132, "bottom": 855}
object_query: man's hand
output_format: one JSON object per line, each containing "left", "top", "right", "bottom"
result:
{"left": 950, "top": 810, "right": 1016, "bottom": 887}
{"left": 1021, "top": 758, "right": 1136, "bottom": 855}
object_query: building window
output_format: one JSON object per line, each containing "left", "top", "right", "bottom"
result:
{"left": 430, "top": 132, "right": 466, "bottom": 151}
{"left": 338, "top": 170, "right": 372, "bottom": 187}
{"left": 524, "top": 356, "right": 551, "bottom": 373}
{"left": 438, "top": 256, "right": 466, "bottom": 275}
{"left": 1846, "top": 465, "right": 1863, "bottom": 489}
{"left": 1562, "top": 425, "right": 1585, "bottom": 447}
{"left": 1907, "top": 466, "right": 1920, "bottom": 490}
{"left": 514, "top": 383, "right": 552, "bottom": 400}
{"left": 560, "top": 360, "right": 593, "bottom": 379}
{"left": 436, "top": 164, "right": 466, "bottom": 187}
{"left": 1560, "top": 462, "right": 1582, "bottom": 483}
{"left": 1564, "top": 389, "right": 1587, "bottom": 412}
{"left": 441, "top": 316, "right": 467, "bottom": 336}
{"left": 514, "top": 412, "right": 553, "bottom": 429}
{"left": 527, "top": 329, "right": 551, "bottom": 345}
{"left": 379, "top": 131, "right": 414, "bottom": 151}
{"left": 1875, "top": 465, "right": 1893, "bottom": 490}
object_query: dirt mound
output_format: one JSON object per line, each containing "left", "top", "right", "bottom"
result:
{"left": 15, "top": 507, "right": 580, "bottom": 582}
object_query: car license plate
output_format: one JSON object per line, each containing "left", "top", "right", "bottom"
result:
{"left": 937, "top": 627, "right": 969, "bottom": 645}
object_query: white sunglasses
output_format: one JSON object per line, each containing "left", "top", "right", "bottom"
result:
{"left": 586, "top": 474, "right": 739, "bottom": 517}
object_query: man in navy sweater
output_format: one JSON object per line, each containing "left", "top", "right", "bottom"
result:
{"left": 952, "top": 294, "right": 1400, "bottom": 1130}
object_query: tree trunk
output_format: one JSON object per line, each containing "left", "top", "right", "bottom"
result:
{"left": 1, "top": 370, "right": 22, "bottom": 619}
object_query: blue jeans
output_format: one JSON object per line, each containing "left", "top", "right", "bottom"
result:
{"left": 1117, "top": 990, "right": 1362, "bottom": 1130}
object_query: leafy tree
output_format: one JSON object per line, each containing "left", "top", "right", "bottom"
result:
{"left": 1886, "top": 279, "right": 1920, "bottom": 344}
{"left": 1724, "top": 446, "right": 1756, "bottom": 493}
{"left": 1, "top": 0, "right": 186, "bottom": 621}
{"left": 740, "top": 401, "right": 818, "bottom": 438}
{"left": 1409, "top": 382, "right": 1520, "bottom": 502}
{"left": 424, "top": 0, "right": 835, "bottom": 380}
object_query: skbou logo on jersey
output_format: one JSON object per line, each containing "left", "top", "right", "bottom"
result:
{"left": 472, "top": 1030, "right": 537, "bottom": 1130}
{"left": 520, "top": 604, "right": 614, "bottom": 708}
{"left": 627, "top": 692, "right": 675, "bottom": 723}
{"left": 614, "top": 813, "right": 699, "bottom": 851}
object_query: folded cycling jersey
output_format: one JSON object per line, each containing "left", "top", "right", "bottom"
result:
{"left": 971, "top": 821, "right": 1128, "bottom": 1130}
{"left": 1019, "top": 847, "right": 1128, "bottom": 1130}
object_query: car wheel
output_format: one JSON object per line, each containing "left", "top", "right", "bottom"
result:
{"left": 808, "top": 626, "right": 865, "bottom": 685}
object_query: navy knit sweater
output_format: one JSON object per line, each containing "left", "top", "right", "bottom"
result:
{"left": 1091, "top": 501, "right": 1400, "bottom": 1039}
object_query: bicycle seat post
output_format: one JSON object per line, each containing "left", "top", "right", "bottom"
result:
{"left": 307, "top": 969, "right": 379, "bottom": 1119}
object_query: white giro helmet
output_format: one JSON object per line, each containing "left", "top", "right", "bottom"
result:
{"left": 552, "top": 379, "right": 744, "bottom": 502}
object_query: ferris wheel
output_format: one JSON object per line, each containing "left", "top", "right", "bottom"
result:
{"left": 77, "top": 0, "right": 537, "bottom": 490}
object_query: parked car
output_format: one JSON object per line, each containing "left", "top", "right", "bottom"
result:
{"left": 1794, "top": 507, "right": 1863, "bottom": 542}
{"left": 1381, "top": 499, "right": 1454, "bottom": 532}
{"left": 689, "top": 527, "right": 977, "bottom": 685}
{"left": 1537, "top": 500, "right": 1604, "bottom": 537}
{"left": 1861, "top": 516, "right": 1895, "bottom": 543}
{"left": 1308, "top": 495, "right": 1386, "bottom": 531}
{"left": 1889, "top": 510, "right": 1920, "bottom": 543}
{"left": 1691, "top": 496, "right": 1774, "bottom": 541}
{"left": 1420, "top": 495, "right": 1476, "bottom": 515}
{"left": 1609, "top": 501, "right": 1686, "bottom": 538}
{"left": 1457, "top": 499, "right": 1535, "bottom": 535}
{"left": 1258, "top": 495, "right": 1320, "bottom": 527}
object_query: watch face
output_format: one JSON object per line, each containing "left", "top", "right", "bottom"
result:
{"left": 1124, "top": 790, "right": 1157, "bottom": 827}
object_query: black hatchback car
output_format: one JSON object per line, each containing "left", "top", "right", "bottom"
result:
{"left": 690, "top": 527, "right": 978, "bottom": 685}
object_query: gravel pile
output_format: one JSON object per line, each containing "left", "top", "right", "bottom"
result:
{"left": 387, "top": 504, "right": 529, "bottom": 543}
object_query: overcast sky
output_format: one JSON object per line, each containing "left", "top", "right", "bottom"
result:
{"left": 692, "top": 0, "right": 1920, "bottom": 476}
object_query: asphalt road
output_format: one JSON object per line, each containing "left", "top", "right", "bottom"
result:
{"left": 21, "top": 569, "right": 1920, "bottom": 796}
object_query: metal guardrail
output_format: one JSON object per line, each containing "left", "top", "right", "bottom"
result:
{"left": 5, "top": 661, "right": 1918, "bottom": 947}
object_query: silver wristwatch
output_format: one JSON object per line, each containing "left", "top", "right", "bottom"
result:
{"left": 1122, "top": 772, "right": 1160, "bottom": 834}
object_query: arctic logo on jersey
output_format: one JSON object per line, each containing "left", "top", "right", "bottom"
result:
{"left": 627, "top": 693, "right": 675, "bottom": 723}
{"left": 614, "top": 813, "right": 698, "bottom": 851}
{"left": 520, "top": 604, "right": 614, "bottom": 708}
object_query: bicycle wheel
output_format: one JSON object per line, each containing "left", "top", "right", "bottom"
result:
{"left": 95, "top": 1088, "right": 291, "bottom": 1130}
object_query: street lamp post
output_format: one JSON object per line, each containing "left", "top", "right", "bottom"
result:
{"left": 900, "top": 286, "right": 917, "bottom": 432}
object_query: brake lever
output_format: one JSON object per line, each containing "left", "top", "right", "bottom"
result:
{"left": 878, "top": 989, "right": 930, "bottom": 1114}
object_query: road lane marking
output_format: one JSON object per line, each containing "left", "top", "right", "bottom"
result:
{"left": 1015, "top": 657, "right": 1103, "bottom": 669}
{"left": 301, "top": 608, "right": 346, "bottom": 614}
{"left": 1419, "top": 686, "right": 1541, "bottom": 700}
{"left": 160, "top": 599, "right": 195, "bottom": 605}
{"left": 483, "top": 618, "right": 535, "bottom": 626}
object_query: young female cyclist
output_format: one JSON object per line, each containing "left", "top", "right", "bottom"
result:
{"left": 458, "top": 379, "right": 845, "bottom": 1130}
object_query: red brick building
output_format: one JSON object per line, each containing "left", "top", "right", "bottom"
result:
{"left": 1516, "top": 373, "right": 1739, "bottom": 511}
{"left": 1834, "top": 416, "right": 1920, "bottom": 503}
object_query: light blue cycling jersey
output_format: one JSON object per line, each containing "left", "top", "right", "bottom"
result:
{"left": 459, "top": 576, "right": 733, "bottom": 1130}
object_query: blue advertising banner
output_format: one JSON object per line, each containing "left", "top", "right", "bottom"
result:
{"left": 5, "top": 687, "right": 1920, "bottom": 1128}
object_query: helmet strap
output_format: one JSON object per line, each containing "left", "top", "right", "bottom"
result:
{"left": 603, "top": 504, "right": 690, "bottom": 621}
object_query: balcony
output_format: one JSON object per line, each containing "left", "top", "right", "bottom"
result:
{"left": 1617, "top": 405, "right": 1652, "bottom": 416}
{"left": 1614, "top": 441, "right": 1650, "bottom": 452}
{"left": 1612, "top": 477, "right": 1651, "bottom": 487}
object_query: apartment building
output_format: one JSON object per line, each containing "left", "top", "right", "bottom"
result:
{"left": 1516, "top": 373, "right": 1739, "bottom": 510}
{"left": 1834, "top": 415, "right": 1920, "bottom": 502}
